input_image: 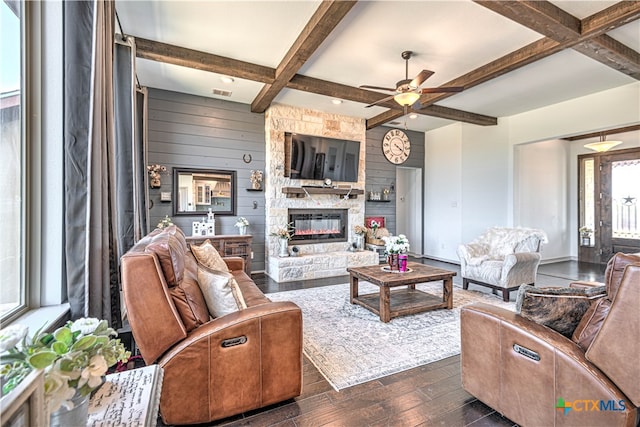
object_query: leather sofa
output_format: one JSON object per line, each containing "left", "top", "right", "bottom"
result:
{"left": 120, "top": 226, "right": 303, "bottom": 425}
{"left": 457, "top": 227, "right": 548, "bottom": 301}
{"left": 460, "top": 252, "right": 640, "bottom": 426}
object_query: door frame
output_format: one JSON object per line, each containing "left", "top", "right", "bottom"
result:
{"left": 578, "top": 147, "right": 640, "bottom": 264}
{"left": 396, "top": 167, "right": 423, "bottom": 257}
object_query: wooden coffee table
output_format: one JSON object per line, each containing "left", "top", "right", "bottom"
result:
{"left": 347, "top": 262, "right": 456, "bottom": 322}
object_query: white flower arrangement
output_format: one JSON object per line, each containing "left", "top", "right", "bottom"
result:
{"left": 382, "top": 234, "right": 410, "bottom": 254}
{"left": 234, "top": 217, "right": 250, "bottom": 228}
{"left": 157, "top": 215, "right": 173, "bottom": 229}
{"left": 0, "top": 318, "right": 130, "bottom": 412}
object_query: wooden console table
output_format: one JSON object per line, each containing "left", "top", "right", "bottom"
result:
{"left": 186, "top": 234, "right": 252, "bottom": 275}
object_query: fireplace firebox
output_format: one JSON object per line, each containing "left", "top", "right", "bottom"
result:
{"left": 288, "top": 209, "right": 348, "bottom": 245}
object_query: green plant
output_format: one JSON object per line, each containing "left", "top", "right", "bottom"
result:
{"left": 0, "top": 318, "right": 130, "bottom": 412}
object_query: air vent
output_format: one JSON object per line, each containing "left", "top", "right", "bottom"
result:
{"left": 212, "top": 88, "right": 232, "bottom": 97}
{"left": 389, "top": 121, "right": 401, "bottom": 125}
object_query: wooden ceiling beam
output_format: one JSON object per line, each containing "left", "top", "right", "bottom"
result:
{"left": 564, "top": 124, "right": 640, "bottom": 141}
{"left": 288, "top": 75, "right": 497, "bottom": 126}
{"left": 474, "top": 0, "right": 640, "bottom": 80}
{"left": 574, "top": 35, "right": 640, "bottom": 80}
{"left": 475, "top": 1, "right": 580, "bottom": 43}
{"left": 134, "top": 37, "right": 275, "bottom": 84}
{"left": 250, "top": 1, "right": 357, "bottom": 113}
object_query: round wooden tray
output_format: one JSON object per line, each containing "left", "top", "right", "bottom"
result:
{"left": 381, "top": 266, "right": 413, "bottom": 273}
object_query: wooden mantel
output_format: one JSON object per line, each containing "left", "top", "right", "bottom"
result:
{"left": 282, "top": 186, "right": 365, "bottom": 199}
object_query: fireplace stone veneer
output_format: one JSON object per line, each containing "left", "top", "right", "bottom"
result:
{"left": 268, "top": 248, "right": 378, "bottom": 282}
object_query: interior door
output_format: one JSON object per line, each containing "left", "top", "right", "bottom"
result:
{"left": 396, "top": 167, "right": 423, "bottom": 256}
{"left": 599, "top": 150, "right": 640, "bottom": 261}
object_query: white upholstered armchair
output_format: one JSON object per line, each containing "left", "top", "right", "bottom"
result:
{"left": 457, "top": 227, "right": 548, "bottom": 302}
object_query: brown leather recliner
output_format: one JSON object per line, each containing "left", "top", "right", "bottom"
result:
{"left": 121, "top": 226, "right": 303, "bottom": 425}
{"left": 460, "top": 253, "right": 640, "bottom": 426}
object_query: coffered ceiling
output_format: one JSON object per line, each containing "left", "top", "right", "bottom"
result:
{"left": 115, "top": 1, "right": 640, "bottom": 133}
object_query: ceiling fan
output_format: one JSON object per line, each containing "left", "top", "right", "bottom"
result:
{"left": 360, "top": 50, "right": 464, "bottom": 110}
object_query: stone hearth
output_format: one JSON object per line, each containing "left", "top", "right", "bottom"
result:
{"left": 264, "top": 104, "right": 377, "bottom": 282}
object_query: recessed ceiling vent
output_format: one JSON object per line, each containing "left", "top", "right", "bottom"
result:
{"left": 212, "top": 88, "right": 232, "bottom": 97}
{"left": 389, "top": 121, "right": 401, "bottom": 125}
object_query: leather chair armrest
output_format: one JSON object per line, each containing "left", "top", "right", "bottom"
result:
{"left": 223, "top": 256, "right": 245, "bottom": 272}
{"left": 569, "top": 280, "right": 604, "bottom": 289}
{"left": 156, "top": 301, "right": 302, "bottom": 425}
{"left": 461, "top": 303, "right": 634, "bottom": 427}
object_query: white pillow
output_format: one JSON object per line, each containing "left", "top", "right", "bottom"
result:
{"left": 190, "top": 240, "right": 229, "bottom": 272}
{"left": 196, "top": 264, "right": 246, "bottom": 318}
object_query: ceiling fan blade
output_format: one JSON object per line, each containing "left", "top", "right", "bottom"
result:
{"left": 419, "top": 86, "right": 464, "bottom": 94}
{"left": 411, "top": 100, "right": 422, "bottom": 110}
{"left": 409, "top": 70, "right": 435, "bottom": 88}
{"left": 364, "top": 94, "right": 396, "bottom": 108}
{"left": 359, "top": 85, "right": 397, "bottom": 92}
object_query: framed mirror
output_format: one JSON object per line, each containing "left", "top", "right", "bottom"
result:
{"left": 173, "top": 168, "right": 236, "bottom": 216}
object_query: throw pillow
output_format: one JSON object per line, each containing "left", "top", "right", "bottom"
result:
{"left": 515, "top": 284, "right": 606, "bottom": 337}
{"left": 190, "top": 240, "right": 229, "bottom": 272}
{"left": 571, "top": 297, "right": 611, "bottom": 351}
{"left": 196, "top": 264, "right": 246, "bottom": 318}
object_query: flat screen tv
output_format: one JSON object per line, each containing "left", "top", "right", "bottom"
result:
{"left": 288, "top": 133, "right": 360, "bottom": 183}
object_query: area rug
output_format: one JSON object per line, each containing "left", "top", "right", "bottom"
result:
{"left": 267, "top": 282, "right": 515, "bottom": 391}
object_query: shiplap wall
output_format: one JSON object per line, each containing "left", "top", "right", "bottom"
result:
{"left": 146, "top": 88, "right": 423, "bottom": 271}
{"left": 147, "top": 88, "right": 267, "bottom": 271}
{"left": 365, "top": 126, "right": 425, "bottom": 235}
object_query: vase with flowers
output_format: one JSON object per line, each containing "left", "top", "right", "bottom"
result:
{"left": 353, "top": 225, "right": 367, "bottom": 251}
{"left": 382, "top": 234, "right": 410, "bottom": 271}
{"left": 234, "top": 217, "right": 250, "bottom": 235}
{"left": 270, "top": 223, "right": 294, "bottom": 257}
{"left": 0, "top": 318, "right": 130, "bottom": 426}
{"left": 147, "top": 164, "right": 167, "bottom": 188}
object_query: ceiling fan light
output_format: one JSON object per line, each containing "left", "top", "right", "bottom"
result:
{"left": 394, "top": 92, "right": 420, "bottom": 106}
{"left": 584, "top": 140, "right": 622, "bottom": 152}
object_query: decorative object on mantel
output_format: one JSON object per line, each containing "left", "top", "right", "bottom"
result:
{"left": 147, "top": 164, "right": 167, "bottom": 188}
{"left": 249, "top": 170, "right": 263, "bottom": 190}
{"left": 290, "top": 246, "right": 300, "bottom": 257}
{"left": 234, "top": 217, "right": 249, "bottom": 235}
{"left": 0, "top": 319, "right": 130, "bottom": 426}
{"left": 382, "top": 234, "right": 410, "bottom": 271}
{"left": 157, "top": 215, "right": 173, "bottom": 229}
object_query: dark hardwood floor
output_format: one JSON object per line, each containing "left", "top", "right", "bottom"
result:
{"left": 174, "top": 258, "right": 604, "bottom": 427}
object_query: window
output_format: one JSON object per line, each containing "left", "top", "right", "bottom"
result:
{"left": 1, "top": 0, "right": 25, "bottom": 322}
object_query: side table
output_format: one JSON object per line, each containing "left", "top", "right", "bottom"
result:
{"left": 88, "top": 365, "right": 163, "bottom": 427}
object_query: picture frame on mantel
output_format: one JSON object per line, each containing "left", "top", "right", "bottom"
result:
{"left": 0, "top": 370, "right": 46, "bottom": 427}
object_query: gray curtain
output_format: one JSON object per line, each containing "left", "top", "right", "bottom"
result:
{"left": 64, "top": 0, "right": 139, "bottom": 327}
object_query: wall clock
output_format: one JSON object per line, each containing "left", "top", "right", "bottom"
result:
{"left": 382, "top": 129, "right": 411, "bottom": 165}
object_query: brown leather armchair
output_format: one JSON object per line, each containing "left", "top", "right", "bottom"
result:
{"left": 460, "top": 253, "right": 640, "bottom": 426}
{"left": 121, "top": 226, "right": 302, "bottom": 425}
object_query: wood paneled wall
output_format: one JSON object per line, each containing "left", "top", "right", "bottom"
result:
{"left": 147, "top": 88, "right": 267, "bottom": 271}
{"left": 364, "top": 127, "right": 425, "bottom": 235}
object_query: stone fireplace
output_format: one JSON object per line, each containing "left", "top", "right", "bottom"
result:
{"left": 264, "top": 104, "right": 377, "bottom": 282}
{"left": 289, "top": 209, "right": 348, "bottom": 245}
